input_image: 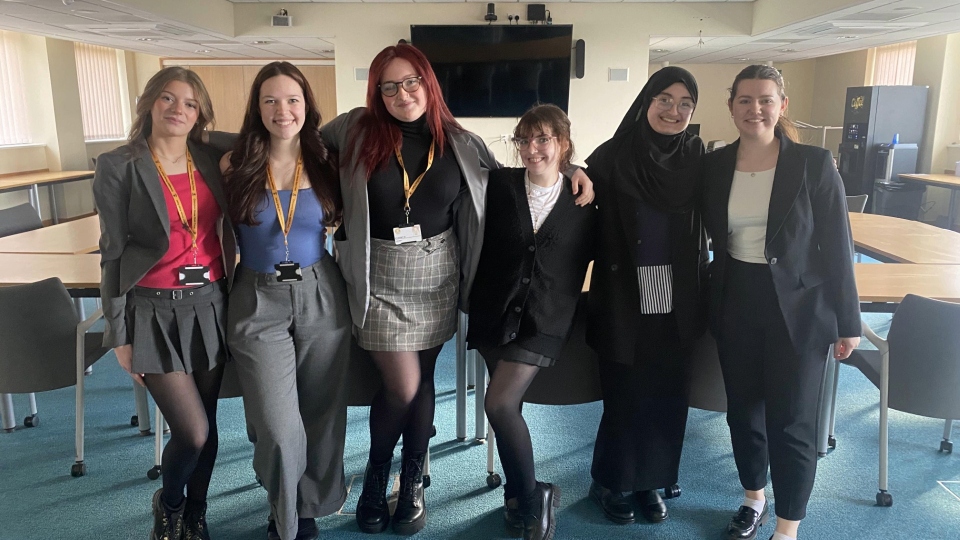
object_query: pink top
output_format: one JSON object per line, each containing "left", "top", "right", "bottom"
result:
{"left": 137, "top": 169, "right": 225, "bottom": 288}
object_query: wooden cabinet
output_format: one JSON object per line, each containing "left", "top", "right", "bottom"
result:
{"left": 175, "top": 64, "right": 337, "bottom": 133}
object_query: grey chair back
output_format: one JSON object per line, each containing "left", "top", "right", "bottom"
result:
{"left": 846, "top": 194, "right": 869, "bottom": 213}
{"left": 0, "top": 203, "right": 42, "bottom": 237}
{"left": 887, "top": 294, "right": 960, "bottom": 419}
{"left": 0, "top": 278, "right": 106, "bottom": 393}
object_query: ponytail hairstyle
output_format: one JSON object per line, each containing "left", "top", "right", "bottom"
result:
{"left": 728, "top": 64, "right": 799, "bottom": 142}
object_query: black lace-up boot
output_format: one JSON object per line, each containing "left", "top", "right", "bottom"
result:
{"left": 356, "top": 459, "right": 392, "bottom": 534}
{"left": 392, "top": 451, "right": 427, "bottom": 535}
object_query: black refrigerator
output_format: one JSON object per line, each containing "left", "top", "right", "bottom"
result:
{"left": 836, "top": 85, "right": 928, "bottom": 211}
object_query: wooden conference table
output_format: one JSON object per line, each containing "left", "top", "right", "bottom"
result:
{"left": 848, "top": 212, "right": 960, "bottom": 264}
{"left": 898, "top": 173, "right": 960, "bottom": 230}
{"left": 0, "top": 215, "right": 100, "bottom": 255}
{"left": 0, "top": 170, "right": 95, "bottom": 224}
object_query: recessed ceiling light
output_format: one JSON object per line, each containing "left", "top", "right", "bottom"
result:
{"left": 652, "top": 48, "right": 669, "bottom": 53}
{"left": 837, "top": 35, "right": 859, "bottom": 40}
{"left": 137, "top": 38, "right": 156, "bottom": 42}
{"left": 779, "top": 48, "right": 797, "bottom": 53}
{"left": 252, "top": 40, "right": 271, "bottom": 45}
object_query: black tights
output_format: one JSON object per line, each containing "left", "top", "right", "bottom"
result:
{"left": 483, "top": 357, "right": 540, "bottom": 500}
{"left": 143, "top": 364, "right": 223, "bottom": 507}
{"left": 367, "top": 344, "right": 443, "bottom": 464}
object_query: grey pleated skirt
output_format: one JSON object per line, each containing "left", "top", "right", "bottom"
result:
{"left": 125, "top": 279, "right": 228, "bottom": 375}
{"left": 357, "top": 228, "right": 459, "bottom": 352}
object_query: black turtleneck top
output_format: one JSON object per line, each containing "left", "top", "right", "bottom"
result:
{"left": 367, "top": 115, "right": 465, "bottom": 240}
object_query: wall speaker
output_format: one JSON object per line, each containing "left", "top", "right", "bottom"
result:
{"left": 574, "top": 39, "right": 585, "bottom": 79}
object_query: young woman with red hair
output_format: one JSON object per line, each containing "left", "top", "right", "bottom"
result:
{"left": 320, "top": 44, "right": 592, "bottom": 535}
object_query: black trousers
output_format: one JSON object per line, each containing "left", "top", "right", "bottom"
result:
{"left": 591, "top": 314, "right": 689, "bottom": 493}
{"left": 716, "top": 257, "right": 828, "bottom": 521}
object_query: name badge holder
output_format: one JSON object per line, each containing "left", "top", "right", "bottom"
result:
{"left": 269, "top": 155, "right": 305, "bottom": 282}
{"left": 393, "top": 140, "right": 434, "bottom": 245}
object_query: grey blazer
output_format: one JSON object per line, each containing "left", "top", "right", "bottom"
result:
{"left": 320, "top": 108, "right": 498, "bottom": 328}
{"left": 93, "top": 136, "right": 237, "bottom": 349}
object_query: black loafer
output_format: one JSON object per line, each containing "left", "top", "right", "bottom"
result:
{"left": 725, "top": 501, "right": 769, "bottom": 540}
{"left": 635, "top": 489, "right": 668, "bottom": 523}
{"left": 588, "top": 480, "right": 634, "bottom": 524}
{"left": 503, "top": 497, "right": 523, "bottom": 532}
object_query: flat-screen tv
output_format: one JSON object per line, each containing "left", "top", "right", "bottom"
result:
{"left": 410, "top": 25, "right": 573, "bottom": 118}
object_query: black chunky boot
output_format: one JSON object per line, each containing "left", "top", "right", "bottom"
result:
{"left": 392, "top": 451, "right": 427, "bottom": 535}
{"left": 150, "top": 489, "right": 185, "bottom": 540}
{"left": 182, "top": 499, "right": 210, "bottom": 540}
{"left": 520, "top": 482, "right": 561, "bottom": 540}
{"left": 356, "top": 459, "right": 392, "bottom": 534}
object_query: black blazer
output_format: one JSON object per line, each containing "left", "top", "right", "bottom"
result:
{"left": 93, "top": 136, "right": 236, "bottom": 349}
{"left": 701, "top": 136, "right": 860, "bottom": 354}
{"left": 585, "top": 168, "right": 710, "bottom": 366}
{"left": 467, "top": 168, "right": 596, "bottom": 359}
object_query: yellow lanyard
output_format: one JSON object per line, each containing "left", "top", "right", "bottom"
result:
{"left": 150, "top": 147, "right": 199, "bottom": 264}
{"left": 266, "top": 154, "right": 304, "bottom": 261}
{"left": 394, "top": 140, "right": 435, "bottom": 224}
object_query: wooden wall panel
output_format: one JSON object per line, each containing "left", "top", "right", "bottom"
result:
{"left": 181, "top": 64, "right": 338, "bottom": 133}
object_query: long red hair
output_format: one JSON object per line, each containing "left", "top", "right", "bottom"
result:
{"left": 348, "top": 44, "right": 464, "bottom": 177}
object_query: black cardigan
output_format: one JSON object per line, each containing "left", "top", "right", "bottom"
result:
{"left": 585, "top": 166, "right": 710, "bottom": 365}
{"left": 467, "top": 168, "right": 596, "bottom": 359}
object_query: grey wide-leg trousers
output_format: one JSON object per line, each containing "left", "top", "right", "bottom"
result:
{"left": 228, "top": 257, "right": 352, "bottom": 540}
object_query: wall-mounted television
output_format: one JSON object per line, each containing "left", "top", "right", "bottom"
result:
{"left": 410, "top": 25, "right": 573, "bottom": 118}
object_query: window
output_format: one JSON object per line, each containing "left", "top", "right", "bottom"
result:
{"left": 0, "top": 30, "right": 31, "bottom": 146}
{"left": 871, "top": 41, "right": 916, "bottom": 86}
{"left": 74, "top": 43, "right": 125, "bottom": 141}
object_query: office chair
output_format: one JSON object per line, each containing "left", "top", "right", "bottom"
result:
{"left": 0, "top": 277, "right": 110, "bottom": 477}
{"left": 846, "top": 194, "right": 869, "bottom": 213}
{"left": 829, "top": 295, "right": 960, "bottom": 507}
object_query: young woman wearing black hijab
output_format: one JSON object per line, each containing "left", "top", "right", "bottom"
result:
{"left": 585, "top": 66, "right": 709, "bottom": 526}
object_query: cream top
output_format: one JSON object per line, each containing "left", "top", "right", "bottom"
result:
{"left": 525, "top": 171, "right": 564, "bottom": 233}
{"left": 728, "top": 167, "right": 776, "bottom": 264}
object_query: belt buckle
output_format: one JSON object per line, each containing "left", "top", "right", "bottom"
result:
{"left": 171, "top": 289, "right": 183, "bottom": 300}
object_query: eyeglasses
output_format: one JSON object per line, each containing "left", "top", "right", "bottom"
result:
{"left": 652, "top": 96, "right": 695, "bottom": 115}
{"left": 379, "top": 76, "right": 422, "bottom": 97}
{"left": 513, "top": 136, "right": 556, "bottom": 150}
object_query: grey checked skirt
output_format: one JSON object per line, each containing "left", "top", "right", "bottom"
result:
{"left": 357, "top": 228, "right": 459, "bottom": 351}
{"left": 125, "top": 279, "right": 228, "bottom": 374}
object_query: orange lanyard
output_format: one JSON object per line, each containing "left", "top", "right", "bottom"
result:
{"left": 266, "top": 154, "right": 304, "bottom": 261}
{"left": 150, "top": 148, "right": 199, "bottom": 264}
{"left": 395, "top": 140, "right": 435, "bottom": 224}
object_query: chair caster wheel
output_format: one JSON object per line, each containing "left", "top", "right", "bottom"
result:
{"left": 486, "top": 473, "right": 502, "bottom": 489}
{"left": 876, "top": 491, "right": 893, "bottom": 507}
{"left": 147, "top": 466, "right": 161, "bottom": 480}
{"left": 940, "top": 440, "right": 953, "bottom": 453}
{"left": 828, "top": 436, "right": 837, "bottom": 449}
{"left": 423, "top": 475, "right": 431, "bottom": 489}
{"left": 662, "top": 484, "right": 681, "bottom": 499}
{"left": 23, "top": 414, "right": 38, "bottom": 428}
{"left": 71, "top": 462, "right": 86, "bottom": 477}
{"left": 130, "top": 415, "right": 139, "bottom": 427}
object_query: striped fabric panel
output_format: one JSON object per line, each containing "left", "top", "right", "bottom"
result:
{"left": 637, "top": 264, "right": 673, "bottom": 314}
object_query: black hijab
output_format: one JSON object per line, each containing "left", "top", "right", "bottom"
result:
{"left": 586, "top": 66, "right": 704, "bottom": 213}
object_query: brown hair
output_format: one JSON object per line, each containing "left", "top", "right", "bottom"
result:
{"left": 128, "top": 66, "right": 214, "bottom": 143}
{"left": 513, "top": 104, "right": 575, "bottom": 171}
{"left": 224, "top": 61, "right": 341, "bottom": 227}
{"left": 728, "top": 64, "right": 799, "bottom": 142}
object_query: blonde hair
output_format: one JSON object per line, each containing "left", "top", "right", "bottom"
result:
{"left": 128, "top": 66, "right": 215, "bottom": 142}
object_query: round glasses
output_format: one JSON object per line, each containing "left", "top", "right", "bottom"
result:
{"left": 652, "top": 95, "right": 695, "bottom": 115}
{"left": 379, "top": 76, "right": 422, "bottom": 97}
{"left": 513, "top": 136, "right": 556, "bottom": 150}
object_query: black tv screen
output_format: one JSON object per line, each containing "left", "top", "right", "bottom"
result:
{"left": 410, "top": 25, "right": 573, "bottom": 118}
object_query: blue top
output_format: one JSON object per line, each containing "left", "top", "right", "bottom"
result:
{"left": 237, "top": 189, "right": 326, "bottom": 273}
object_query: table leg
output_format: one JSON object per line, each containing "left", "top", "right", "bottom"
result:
{"left": 1, "top": 393, "right": 15, "bottom": 431}
{"left": 29, "top": 185, "right": 42, "bottom": 222}
{"left": 455, "top": 312, "right": 468, "bottom": 440}
{"left": 47, "top": 185, "right": 60, "bottom": 224}
{"left": 948, "top": 190, "right": 959, "bottom": 231}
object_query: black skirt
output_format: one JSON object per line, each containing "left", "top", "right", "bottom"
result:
{"left": 477, "top": 343, "right": 554, "bottom": 368}
{"left": 590, "top": 313, "right": 690, "bottom": 492}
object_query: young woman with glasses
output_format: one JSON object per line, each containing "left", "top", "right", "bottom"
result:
{"left": 319, "top": 44, "right": 593, "bottom": 535}
{"left": 467, "top": 104, "right": 595, "bottom": 540}
{"left": 584, "top": 66, "right": 709, "bottom": 528}
{"left": 701, "top": 65, "right": 859, "bottom": 540}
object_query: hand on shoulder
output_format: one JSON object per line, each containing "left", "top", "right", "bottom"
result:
{"left": 219, "top": 151, "right": 233, "bottom": 175}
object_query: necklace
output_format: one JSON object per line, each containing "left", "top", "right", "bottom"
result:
{"left": 155, "top": 151, "right": 186, "bottom": 164}
{"left": 525, "top": 172, "right": 563, "bottom": 233}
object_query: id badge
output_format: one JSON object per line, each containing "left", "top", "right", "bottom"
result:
{"left": 275, "top": 261, "right": 303, "bottom": 282}
{"left": 178, "top": 265, "right": 211, "bottom": 286}
{"left": 393, "top": 224, "right": 423, "bottom": 245}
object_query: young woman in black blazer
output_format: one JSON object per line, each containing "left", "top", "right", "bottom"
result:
{"left": 701, "top": 65, "right": 860, "bottom": 540}
{"left": 585, "top": 66, "right": 709, "bottom": 527}
{"left": 93, "top": 67, "right": 236, "bottom": 540}
{"left": 467, "top": 104, "right": 595, "bottom": 540}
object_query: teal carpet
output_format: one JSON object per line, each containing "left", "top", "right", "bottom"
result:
{"left": 1, "top": 312, "right": 959, "bottom": 539}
